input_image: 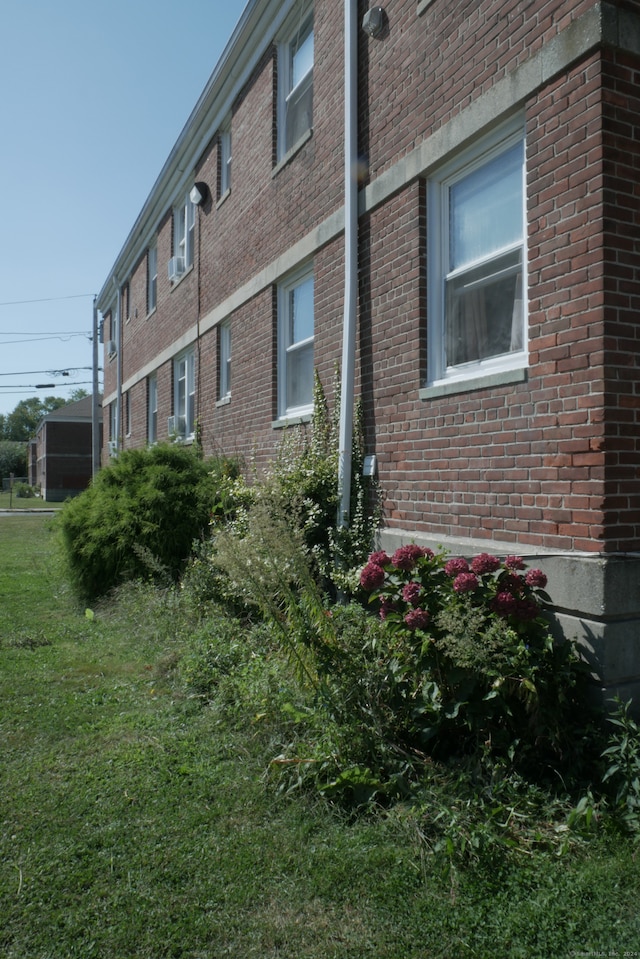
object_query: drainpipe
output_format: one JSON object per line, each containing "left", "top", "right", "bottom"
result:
{"left": 337, "top": 0, "right": 358, "bottom": 529}
{"left": 112, "top": 277, "right": 122, "bottom": 452}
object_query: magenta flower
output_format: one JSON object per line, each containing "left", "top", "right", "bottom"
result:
{"left": 471, "top": 553, "right": 501, "bottom": 575}
{"left": 453, "top": 572, "right": 479, "bottom": 593}
{"left": 445, "top": 557, "right": 469, "bottom": 577}
{"left": 360, "top": 562, "right": 385, "bottom": 591}
{"left": 525, "top": 568, "right": 548, "bottom": 589}
{"left": 392, "top": 544, "right": 425, "bottom": 571}
{"left": 504, "top": 556, "right": 525, "bottom": 571}
{"left": 502, "top": 573, "right": 524, "bottom": 594}
{"left": 516, "top": 599, "right": 540, "bottom": 621}
{"left": 404, "top": 608, "right": 431, "bottom": 630}
{"left": 402, "top": 581, "right": 422, "bottom": 607}
{"left": 492, "top": 591, "right": 518, "bottom": 616}
{"left": 368, "top": 550, "right": 390, "bottom": 567}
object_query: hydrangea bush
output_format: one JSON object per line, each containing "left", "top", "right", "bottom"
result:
{"left": 356, "top": 545, "right": 588, "bottom": 769}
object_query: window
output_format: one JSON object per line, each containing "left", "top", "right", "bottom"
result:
{"left": 172, "top": 350, "right": 196, "bottom": 439}
{"left": 427, "top": 123, "right": 526, "bottom": 385}
{"left": 219, "top": 123, "right": 232, "bottom": 198}
{"left": 219, "top": 322, "right": 231, "bottom": 400}
{"left": 278, "top": 267, "right": 314, "bottom": 417}
{"left": 279, "top": 11, "right": 313, "bottom": 158}
{"left": 147, "top": 244, "right": 157, "bottom": 313}
{"left": 169, "top": 195, "right": 195, "bottom": 279}
{"left": 148, "top": 374, "right": 158, "bottom": 444}
{"left": 125, "top": 391, "right": 131, "bottom": 437}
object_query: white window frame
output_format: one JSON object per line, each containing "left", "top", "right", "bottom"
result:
{"left": 173, "top": 349, "right": 196, "bottom": 440}
{"left": 278, "top": 9, "right": 314, "bottom": 160}
{"left": 219, "top": 123, "right": 232, "bottom": 198}
{"left": 148, "top": 374, "right": 158, "bottom": 444}
{"left": 277, "top": 265, "right": 314, "bottom": 419}
{"left": 147, "top": 244, "right": 157, "bottom": 314}
{"left": 219, "top": 321, "right": 231, "bottom": 400}
{"left": 427, "top": 118, "right": 527, "bottom": 387}
{"left": 172, "top": 195, "right": 195, "bottom": 273}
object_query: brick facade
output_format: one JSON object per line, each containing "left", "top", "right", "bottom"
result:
{"left": 98, "top": 0, "right": 640, "bottom": 700}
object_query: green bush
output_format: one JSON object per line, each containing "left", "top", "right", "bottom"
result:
{"left": 58, "top": 444, "right": 237, "bottom": 602}
{"left": 13, "top": 482, "right": 36, "bottom": 498}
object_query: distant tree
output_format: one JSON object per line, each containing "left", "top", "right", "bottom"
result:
{"left": 69, "top": 389, "right": 89, "bottom": 403}
{"left": 0, "top": 441, "right": 27, "bottom": 481}
{"left": 3, "top": 397, "right": 67, "bottom": 442}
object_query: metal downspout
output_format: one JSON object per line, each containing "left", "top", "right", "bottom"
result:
{"left": 337, "top": 0, "right": 358, "bottom": 529}
{"left": 114, "top": 279, "right": 122, "bottom": 452}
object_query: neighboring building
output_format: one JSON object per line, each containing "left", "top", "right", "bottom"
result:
{"left": 32, "top": 396, "right": 101, "bottom": 502}
{"left": 96, "top": 0, "right": 640, "bottom": 703}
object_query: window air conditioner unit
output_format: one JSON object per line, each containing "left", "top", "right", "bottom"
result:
{"left": 167, "top": 256, "right": 185, "bottom": 282}
{"left": 106, "top": 339, "right": 117, "bottom": 357}
{"left": 167, "top": 415, "right": 186, "bottom": 438}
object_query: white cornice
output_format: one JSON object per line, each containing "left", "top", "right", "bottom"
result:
{"left": 97, "top": 0, "right": 299, "bottom": 312}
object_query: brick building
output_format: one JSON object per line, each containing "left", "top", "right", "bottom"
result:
{"left": 32, "top": 396, "right": 101, "bottom": 502}
{"left": 97, "top": 0, "right": 640, "bottom": 702}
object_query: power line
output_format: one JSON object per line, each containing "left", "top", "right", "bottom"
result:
{"left": 0, "top": 333, "right": 91, "bottom": 346}
{"left": 0, "top": 293, "right": 95, "bottom": 307}
{"left": 0, "top": 380, "right": 97, "bottom": 392}
{"left": 0, "top": 368, "right": 96, "bottom": 377}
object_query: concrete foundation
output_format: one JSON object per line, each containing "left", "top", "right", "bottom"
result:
{"left": 378, "top": 529, "right": 640, "bottom": 709}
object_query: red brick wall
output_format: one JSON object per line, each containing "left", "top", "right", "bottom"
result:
{"left": 103, "top": 0, "right": 640, "bottom": 553}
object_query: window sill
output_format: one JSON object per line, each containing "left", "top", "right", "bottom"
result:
{"left": 216, "top": 395, "right": 231, "bottom": 408}
{"left": 417, "top": 0, "right": 436, "bottom": 14}
{"left": 169, "top": 263, "right": 194, "bottom": 291}
{"left": 420, "top": 366, "right": 527, "bottom": 399}
{"left": 146, "top": 307, "right": 157, "bottom": 321}
{"left": 272, "top": 128, "right": 313, "bottom": 178}
{"left": 272, "top": 411, "right": 312, "bottom": 429}
{"left": 216, "top": 188, "right": 231, "bottom": 210}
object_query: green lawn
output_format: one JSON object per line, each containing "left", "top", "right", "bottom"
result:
{"left": 1, "top": 515, "right": 639, "bottom": 958}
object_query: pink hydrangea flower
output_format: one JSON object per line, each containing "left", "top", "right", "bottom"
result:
{"left": 392, "top": 544, "right": 425, "bottom": 571}
{"left": 525, "top": 568, "right": 548, "bottom": 589}
{"left": 453, "top": 572, "right": 479, "bottom": 593}
{"left": 369, "top": 550, "right": 390, "bottom": 567}
{"left": 402, "top": 581, "right": 422, "bottom": 607}
{"left": 445, "top": 557, "right": 469, "bottom": 577}
{"left": 504, "top": 555, "right": 525, "bottom": 571}
{"left": 491, "top": 591, "right": 518, "bottom": 616}
{"left": 471, "top": 553, "right": 501, "bottom": 575}
{"left": 360, "top": 561, "right": 385, "bottom": 591}
{"left": 404, "top": 608, "right": 431, "bottom": 630}
{"left": 516, "top": 599, "right": 540, "bottom": 621}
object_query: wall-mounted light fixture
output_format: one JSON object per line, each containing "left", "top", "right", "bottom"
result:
{"left": 190, "top": 181, "right": 209, "bottom": 206}
{"left": 362, "top": 6, "right": 384, "bottom": 38}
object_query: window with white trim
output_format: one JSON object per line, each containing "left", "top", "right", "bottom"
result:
{"left": 427, "top": 121, "right": 527, "bottom": 385}
{"left": 219, "top": 321, "right": 231, "bottom": 400}
{"left": 147, "top": 244, "right": 157, "bottom": 313}
{"left": 170, "top": 195, "right": 195, "bottom": 279}
{"left": 278, "top": 9, "right": 313, "bottom": 158}
{"left": 219, "top": 123, "right": 232, "bottom": 198}
{"left": 148, "top": 374, "right": 158, "bottom": 444}
{"left": 172, "top": 350, "right": 196, "bottom": 439}
{"left": 278, "top": 266, "right": 314, "bottom": 417}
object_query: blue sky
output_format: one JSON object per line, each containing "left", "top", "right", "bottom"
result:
{"left": 0, "top": 0, "right": 243, "bottom": 416}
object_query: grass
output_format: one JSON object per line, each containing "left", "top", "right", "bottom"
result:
{"left": 0, "top": 489, "right": 60, "bottom": 510}
{"left": 1, "top": 515, "right": 640, "bottom": 958}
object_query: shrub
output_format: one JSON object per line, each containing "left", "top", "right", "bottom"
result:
{"left": 357, "top": 547, "right": 593, "bottom": 773}
{"left": 13, "top": 482, "right": 36, "bottom": 498}
{"left": 58, "top": 444, "right": 238, "bottom": 602}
